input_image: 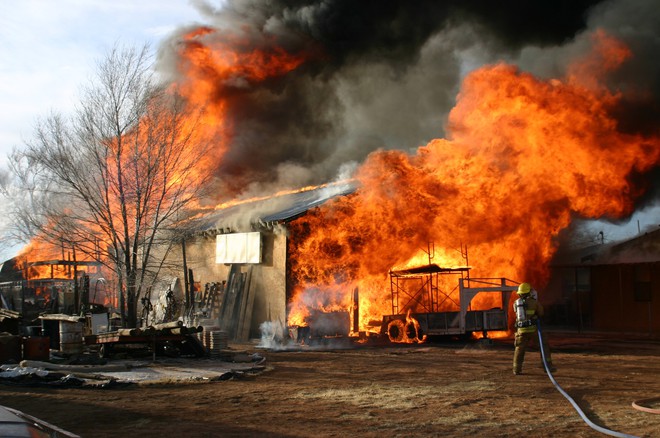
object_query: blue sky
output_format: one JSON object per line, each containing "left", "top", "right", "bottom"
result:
{"left": 0, "top": 0, "right": 204, "bottom": 165}
{"left": 0, "top": 0, "right": 207, "bottom": 259}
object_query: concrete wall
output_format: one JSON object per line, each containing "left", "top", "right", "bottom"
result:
{"left": 163, "top": 229, "right": 288, "bottom": 339}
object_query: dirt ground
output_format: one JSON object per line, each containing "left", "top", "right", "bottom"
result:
{"left": 1, "top": 331, "right": 659, "bottom": 438}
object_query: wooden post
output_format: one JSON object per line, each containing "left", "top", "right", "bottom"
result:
{"left": 353, "top": 287, "right": 359, "bottom": 333}
{"left": 73, "top": 246, "right": 79, "bottom": 315}
{"left": 152, "top": 320, "right": 184, "bottom": 330}
{"left": 575, "top": 268, "right": 583, "bottom": 333}
{"left": 182, "top": 239, "right": 189, "bottom": 310}
{"left": 237, "top": 266, "right": 256, "bottom": 341}
{"left": 188, "top": 268, "right": 195, "bottom": 317}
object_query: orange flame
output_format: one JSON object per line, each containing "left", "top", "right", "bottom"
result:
{"left": 175, "top": 27, "right": 309, "bottom": 186}
{"left": 473, "top": 331, "right": 508, "bottom": 340}
{"left": 17, "top": 27, "right": 310, "bottom": 284}
{"left": 385, "top": 311, "right": 427, "bottom": 344}
{"left": 287, "top": 31, "right": 660, "bottom": 331}
{"left": 16, "top": 239, "right": 97, "bottom": 280}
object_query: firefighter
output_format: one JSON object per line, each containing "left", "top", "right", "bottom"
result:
{"left": 512, "top": 282, "right": 554, "bottom": 375}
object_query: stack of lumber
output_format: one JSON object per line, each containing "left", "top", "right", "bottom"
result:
{"left": 207, "top": 330, "right": 229, "bottom": 358}
{"left": 0, "top": 309, "right": 20, "bottom": 320}
{"left": 217, "top": 265, "right": 256, "bottom": 342}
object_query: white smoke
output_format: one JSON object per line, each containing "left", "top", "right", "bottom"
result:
{"left": 257, "top": 320, "right": 295, "bottom": 350}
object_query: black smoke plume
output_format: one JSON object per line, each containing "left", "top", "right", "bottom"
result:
{"left": 158, "top": 0, "right": 659, "bottom": 212}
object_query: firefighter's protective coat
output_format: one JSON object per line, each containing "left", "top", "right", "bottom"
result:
{"left": 513, "top": 292, "right": 552, "bottom": 374}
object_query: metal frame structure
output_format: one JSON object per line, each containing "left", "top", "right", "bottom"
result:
{"left": 383, "top": 266, "right": 519, "bottom": 338}
{"left": 0, "top": 259, "right": 107, "bottom": 335}
{"left": 389, "top": 264, "right": 470, "bottom": 314}
{"left": 457, "top": 277, "right": 519, "bottom": 334}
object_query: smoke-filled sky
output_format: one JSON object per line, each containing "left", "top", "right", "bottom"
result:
{"left": 155, "top": 0, "right": 660, "bottom": 240}
{"left": 1, "top": 0, "right": 659, "bottom": 260}
{"left": 161, "top": 0, "right": 619, "bottom": 192}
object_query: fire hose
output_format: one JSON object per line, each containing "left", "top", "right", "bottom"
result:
{"left": 536, "top": 321, "right": 639, "bottom": 438}
{"left": 631, "top": 398, "right": 660, "bottom": 414}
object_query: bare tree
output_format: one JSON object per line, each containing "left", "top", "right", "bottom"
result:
{"left": 7, "top": 44, "right": 210, "bottom": 327}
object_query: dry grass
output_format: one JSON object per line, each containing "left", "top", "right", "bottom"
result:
{"left": 293, "top": 380, "right": 496, "bottom": 410}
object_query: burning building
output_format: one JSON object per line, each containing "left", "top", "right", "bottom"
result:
{"left": 0, "top": 254, "right": 109, "bottom": 336}
{"left": 7, "top": 0, "right": 660, "bottom": 339}
{"left": 161, "top": 182, "right": 357, "bottom": 340}
{"left": 147, "top": 0, "right": 660, "bottom": 340}
{"left": 163, "top": 182, "right": 520, "bottom": 343}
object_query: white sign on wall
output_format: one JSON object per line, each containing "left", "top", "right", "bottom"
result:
{"left": 216, "top": 232, "right": 262, "bottom": 264}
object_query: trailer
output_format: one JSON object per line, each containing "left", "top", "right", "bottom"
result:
{"left": 381, "top": 264, "right": 518, "bottom": 342}
{"left": 84, "top": 324, "right": 207, "bottom": 359}
{"left": 86, "top": 332, "right": 187, "bottom": 359}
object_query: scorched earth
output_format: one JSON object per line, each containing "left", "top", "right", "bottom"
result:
{"left": 1, "top": 332, "right": 659, "bottom": 438}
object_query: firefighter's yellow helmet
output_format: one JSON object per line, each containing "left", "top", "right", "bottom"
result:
{"left": 517, "top": 282, "right": 532, "bottom": 295}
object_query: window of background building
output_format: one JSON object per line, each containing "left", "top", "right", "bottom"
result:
{"left": 634, "top": 264, "right": 652, "bottom": 302}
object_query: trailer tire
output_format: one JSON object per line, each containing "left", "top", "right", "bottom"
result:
{"left": 98, "top": 343, "right": 113, "bottom": 359}
{"left": 405, "top": 317, "right": 427, "bottom": 343}
{"left": 387, "top": 319, "right": 406, "bottom": 343}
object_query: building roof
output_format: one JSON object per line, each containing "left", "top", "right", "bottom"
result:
{"left": 600, "top": 227, "right": 660, "bottom": 264}
{"left": 194, "top": 182, "right": 356, "bottom": 232}
{"left": 0, "top": 259, "right": 23, "bottom": 282}
{"left": 553, "top": 227, "right": 660, "bottom": 266}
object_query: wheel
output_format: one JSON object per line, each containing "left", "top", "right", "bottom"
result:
{"left": 405, "top": 320, "right": 418, "bottom": 341}
{"left": 387, "top": 319, "right": 406, "bottom": 343}
{"left": 98, "top": 343, "right": 113, "bottom": 359}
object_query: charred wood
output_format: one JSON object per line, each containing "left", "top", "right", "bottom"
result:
{"left": 152, "top": 321, "right": 183, "bottom": 330}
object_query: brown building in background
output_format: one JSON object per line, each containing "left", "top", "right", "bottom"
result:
{"left": 546, "top": 229, "right": 660, "bottom": 336}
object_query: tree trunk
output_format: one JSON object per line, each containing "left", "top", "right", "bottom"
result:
{"left": 127, "top": 281, "right": 137, "bottom": 328}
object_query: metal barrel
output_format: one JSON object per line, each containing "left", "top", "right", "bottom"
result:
{"left": 59, "top": 321, "right": 83, "bottom": 355}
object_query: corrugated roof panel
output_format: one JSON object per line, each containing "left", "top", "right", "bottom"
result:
{"left": 196, "top": 183, "right": 356, "bottom": 231}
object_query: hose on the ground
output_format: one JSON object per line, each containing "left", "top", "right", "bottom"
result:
{"left": 536, "top": 321, "right": 638, "bottom": 438}
{"left": 631, "top": 397, "right": 660, "bottom": 414}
